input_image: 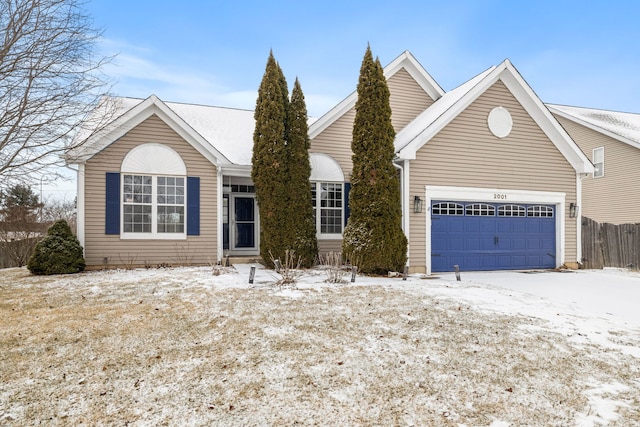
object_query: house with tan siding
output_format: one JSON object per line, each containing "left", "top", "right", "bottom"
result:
{"left": 548, "top": 104, "right": 640, "bottom": 225}
{"left": 67, "top": 51, "right": 593, "bottom": 273}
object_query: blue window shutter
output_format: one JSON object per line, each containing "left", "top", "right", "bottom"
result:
{"left": 344, "top": 182, "right": 351, "bottom": 226}
{"left": 187, "top": 176, "right": 200, "bottom": 236}
{"left": 105, "top": 172, "right": 120, "bottom": 234}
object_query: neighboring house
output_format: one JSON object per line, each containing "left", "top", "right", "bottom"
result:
{"left": 548, "top": 104, "right": 640, "bottom": 225}
{"left": 67, "top": 51, "right": 593, "bottom": 274}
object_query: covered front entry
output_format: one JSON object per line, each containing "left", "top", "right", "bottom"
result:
{"left": 431, "top": 201, "right": 556, "bottom": 272}
{"left": 222, "top": 180, "right": 259, "bottom": 255}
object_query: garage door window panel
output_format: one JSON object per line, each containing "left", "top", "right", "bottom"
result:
{"left": 498, "top": 205, "right": 526, "bottom": 217}
{"left": 527, "top": 206, "right": 554, "bottom": 217}
{"left": 465, "top": 203, "right": 495, "bottom": 216}
{"left": 432, "top": 202, "right": 464, "bottom": 215}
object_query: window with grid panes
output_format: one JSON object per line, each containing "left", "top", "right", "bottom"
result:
{"left": 122, "top": 175, "right": 185, "bottom": 235}
{"left": 593, "top": 147, "right": 604, "bottom": 178}
{"left": 311, "top": 182, "right": 343, "bottom": 235}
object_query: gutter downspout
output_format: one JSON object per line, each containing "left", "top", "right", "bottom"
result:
{"left": 217, "top": 165, "right": 224, "bottom": 263}
{"left": 75, "top": 163, "right": 85, "bottom": 251}
{"left": 393, "top": 160, "right": 410, "bottom": 265}
{"left": 576, "top": 172, "right": 588, "bottom": 266}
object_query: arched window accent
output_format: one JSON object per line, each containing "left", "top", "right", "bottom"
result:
{"left": 498, "top": 204, "right": 526, "bottom": 217}
{"left": 432, "top": 202, "right": 464, "bottom": 215}
{"left": 310, "top": 153, "right": 345, "bottom": 237}
{"left": 310, "top": 153, "right": 344, "bottom": 182}
{"left": 122, "top": 143, "right": 186, "bottom": 175}
{"left": 120, "top": 143, "right": 188, "bottom": 239}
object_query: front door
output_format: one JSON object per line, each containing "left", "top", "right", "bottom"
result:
{"left": 233, "top": 196, "right": 257, "bottom": 250}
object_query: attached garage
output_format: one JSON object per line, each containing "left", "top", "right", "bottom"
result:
{"left": 431, "top": 201, "right": 556, "bottom": 272}
{"left": 423, "top": 186, "right": 568, "bottom": 275}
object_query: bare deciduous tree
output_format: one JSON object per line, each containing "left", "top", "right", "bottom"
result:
{"left": 0, "top": 0, "right": 114, "bottom": 187}
{"left": 41, "top": 196, "right": 76, "bottom": 231}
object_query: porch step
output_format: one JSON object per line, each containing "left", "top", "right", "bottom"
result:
{"left": 223, "top": 256, "right": 263, "bottom": 266}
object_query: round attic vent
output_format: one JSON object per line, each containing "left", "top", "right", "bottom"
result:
{"left": 487, "top": 106, "right": 513, "bottom": 138}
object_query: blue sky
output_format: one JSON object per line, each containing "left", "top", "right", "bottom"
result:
{"left": 48, "top": 0, "right": 640, "bottom": 198}
{"left": 85, "top": 0, "right": 640, "bottom": 116}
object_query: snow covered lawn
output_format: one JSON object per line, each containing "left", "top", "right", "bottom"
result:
{"left": 1, "top": 265, "right": 639, "bottom": 426}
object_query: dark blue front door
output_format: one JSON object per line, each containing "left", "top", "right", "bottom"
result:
{"left": 235, "top": 197, "right": 255, "bottom": 248}
{"left": 431, "top": 201, "right": 556, "bottom": 272}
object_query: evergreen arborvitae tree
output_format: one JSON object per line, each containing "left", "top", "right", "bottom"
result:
{"left": 286, "top": 78, "right": 318, "bottom": 267}
{"left": 27, "top": 219, "right": 85, "bottom": 275}
{"left": 342, "top": 46, "right": 408, "bottom": 274}
{"left": 252, "top": 52, "right": 291, "bottom": 267}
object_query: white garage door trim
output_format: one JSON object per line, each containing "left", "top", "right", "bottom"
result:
{"left": 425, "top": 186, "right": 566, "bottom": 275}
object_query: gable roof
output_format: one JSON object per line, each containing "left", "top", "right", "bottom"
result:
{"left": 67, "top": 95, "right": 256, "bottom": 166}
{"left": 395, "top": 66, "right": 496, "bottom": 153}
{"left": 68, "top": 52, "right": 601, "bottom": 177}
{"left": 547, "top": 104, "right": 640, "bottom": 150}
{"left": 308, "top": 50, "right": 445, "bottom": 140}
{"left": 395, "top": 59, "right": 594, "bottom": 175}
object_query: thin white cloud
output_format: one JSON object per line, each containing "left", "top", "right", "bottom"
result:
{"left": 98, "top": 38, "right": 257, "bottom": 109}
{"left": 97, "top": 38, "right": 347, "bottom": 117}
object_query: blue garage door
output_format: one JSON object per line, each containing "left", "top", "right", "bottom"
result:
{"left": 431, "top": 201, "right": 556, "bottom": 272}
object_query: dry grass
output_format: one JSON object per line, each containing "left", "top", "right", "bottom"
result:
{"left": 1, "top": 267, "right": 639, "bottom": 425}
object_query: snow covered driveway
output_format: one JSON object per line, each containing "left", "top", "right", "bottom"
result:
{"left": 435, "top": 269, "right": 640, "bottom": 328}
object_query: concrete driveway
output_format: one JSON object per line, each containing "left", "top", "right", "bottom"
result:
{"left": 435, "top": 268, "right": 640, "bottom": 328}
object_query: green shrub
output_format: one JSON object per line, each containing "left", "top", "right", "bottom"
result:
{"left": 27, "top": 219, "right": 85, "bottom": 275}
{"left": 252, "top": 52, "right": 317, "bottom": 268}
{"left": 342, "top": 46, "right": 407, "bottom": 274}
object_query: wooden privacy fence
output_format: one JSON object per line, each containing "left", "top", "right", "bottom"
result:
{"left": 582, "top": 217, "right": 640, "bottom": 270}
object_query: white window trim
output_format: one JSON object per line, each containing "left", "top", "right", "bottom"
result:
{"left": 593, "top": 147, "right": 604, "bottom": 178}
{"left": 121, "top": 174, "right": 187, "bottom": 240}
{"left": 312, "top": 181, "right": 344, "bottom": 240}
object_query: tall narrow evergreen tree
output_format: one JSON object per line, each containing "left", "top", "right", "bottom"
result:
{"left": 252, "top": 51, "right": 291, "bottom": 267}
{"left": 342, "top": 46, "right": 407, "bottom": 274}
{"left": 286, "top": 78, "right": 318, "bottom": 267}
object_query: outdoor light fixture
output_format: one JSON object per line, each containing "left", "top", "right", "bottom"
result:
{"left": 569, "top": 202, "right": 577, "bottom": 218}
{"left": 414, "top": 196, "right": 423, "bottom": 213}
